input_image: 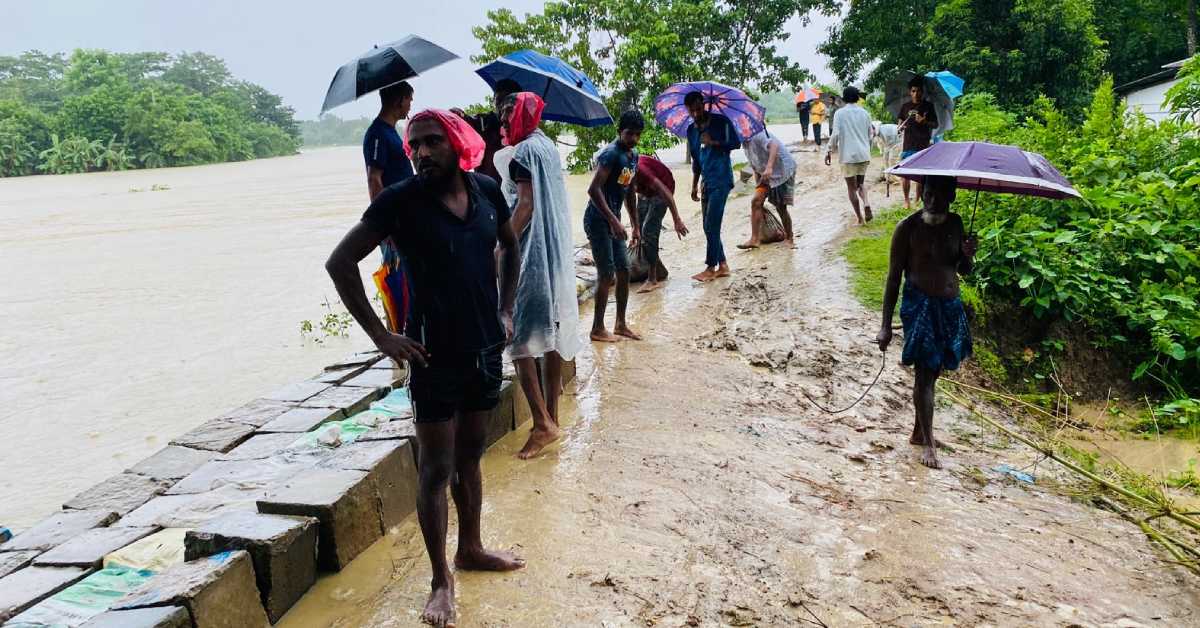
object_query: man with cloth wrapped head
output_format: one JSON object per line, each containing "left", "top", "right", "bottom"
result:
{"left": 496, "top": 92, "right": 582, "bottom": 460}
{"left": 325, "top": 109, "right": 525, "bottom": 628}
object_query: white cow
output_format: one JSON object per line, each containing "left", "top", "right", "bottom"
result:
{"left": 871, "top": 121, "right": 902, "bottom": 183}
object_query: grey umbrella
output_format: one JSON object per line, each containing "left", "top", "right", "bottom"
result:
{"left": 321, "top": 35, "right": 459, "bottom": 113}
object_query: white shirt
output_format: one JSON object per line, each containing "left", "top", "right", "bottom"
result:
{"left": 744, "top": 132, "right": 796, "bottom": 188}
{"left": 825, "top": 103, "right": 873, "bottom": 164}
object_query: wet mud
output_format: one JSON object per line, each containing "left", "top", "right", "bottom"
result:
{"left": 280, "top": 146, "right": 1198, "bottom": 626}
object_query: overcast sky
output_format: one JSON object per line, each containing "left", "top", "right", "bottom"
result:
{"left": 2, "top": 1, "right": 841, "bottom": 120}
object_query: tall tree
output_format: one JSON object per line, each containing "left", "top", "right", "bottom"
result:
{"left": 162, "top": 52, "right": 232, "bottom": 96}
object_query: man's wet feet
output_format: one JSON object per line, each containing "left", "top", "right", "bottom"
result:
{"left": 636, "top": 281, "right": 662, "bottom": 294}
{"left": 920, "top": 446, "right": 942, "bottom": 469}
{"left": 714, "top": 265, "right": 731, "bottom": 278}
{"left": 736, "top": 241, "right": 760, "bottom": 250}
{"left": 517, "top": 425, "right": 559, "bottom": 459}
{"left": 421, "top": 580, "right": 455, "bottom": 627}
{"left": 454, "top": 547, "right": 526, "bottom": 571}
{"left": 865, "top": 206, "right": 874, "bottom": 222}
{"left": 786, "top": 238, "right": 797, "bottom": 249}
{"left": 590, "top": 329, "right": 621, "bottom": 342}
{"left": 614, "top": 324, "right": 642, "bottom": 340}
{"left": 692, "top": 269, "right": 716, "bottom": 282}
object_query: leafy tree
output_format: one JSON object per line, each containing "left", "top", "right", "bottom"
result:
{"left": 1092, "top": 0, "right": 1189, "bottom": 86}
{"left": 62, "top": 49, "right": 130, "bottom": 94}
{"left": 300, "top": 114, "right": 373, "bottom": 147}
{"left": 161, "top": 52, "right": 232, "bottom": 96}
{"left": 0, "top": 120, "right": 38, "bottom": 176}
{"left": 56, "top": 82, "right": 134, "bottom": 143}
{"left": 0, "top": 51, "right": 67, "bottom": 111}
{"left": 819, "top": 0, "right": 940, "bottom": 91}
{"left": 472, "top": 0, "right": 837, "bottom": 170}
{"left": 1166, "top": 54, "right": 1200, "bottom": 121}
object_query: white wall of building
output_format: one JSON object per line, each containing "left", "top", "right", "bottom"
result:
{"left": 1123, "top": 79, "right": 1179, "bottom": 122}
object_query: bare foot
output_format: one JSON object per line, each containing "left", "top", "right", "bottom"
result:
{"left": 736, "top": 240, "right": 759, "bottom": 250}
{"left": 920, "top": 446, "right": 942, "bottom": 469}
{"left": 909, "top": 434, "right": 946, "bottom": 448}
{"left": 614, "top": 324, "right": 642, "bottom": 340}
{"left": 590, "top": 329, "right": 621, "bottom": 342}
{"left": 421, "top": 581, "right": 455, "bottom": 627}
{"left": 455, "top": 547, "right": 526, "bottom": 571}
{"left": 903, "top": 199, "right": 911, "bottom": 210}
{"left": 518, "top": 424, "right": 559, "bottom": 459}
{"left": 692, "top": 270, "right": 716, "bottom": 282}
{"left": 786, "top": 238, "right": 797, "bottom": 249}
{"left": 713, "top": 265, "right": 731, "bottom": 278}
{"left": 636, "top": 281, "right": 661, "bottom": 294}
{"left": 865, "top": 206, "right": 874, "bottom": 222}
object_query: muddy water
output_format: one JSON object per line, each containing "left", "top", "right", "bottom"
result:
{"left": 279, "top": 143, "right": 1198, "bottom": 626}
{"left": 0, "top": 145, "right": 616, "bottom": 529}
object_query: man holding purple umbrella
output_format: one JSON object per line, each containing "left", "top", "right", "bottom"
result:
{"left": 877, "top": 175, "right": 976, "bottom": 470}
{"left": 685, "top": 91, "right": 741, "bottom": 282}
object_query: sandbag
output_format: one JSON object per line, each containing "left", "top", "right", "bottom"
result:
{"left": 626, "top": 241, "right": 670, "bottom": 284}
{"left": 759, "top": 207, "right": 786, "bottom": 244}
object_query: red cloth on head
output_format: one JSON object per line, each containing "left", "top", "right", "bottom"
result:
{"left": 501, "top": 92, "right": 545, "bottom": 147}
{"left": 403, "top": 109, "right": 486, "bottom": 172}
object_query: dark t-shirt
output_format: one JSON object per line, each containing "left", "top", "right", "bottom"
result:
{"left": 634, "top": 155, "right": 674, "bottom": 197}
{"left": 361, "top": 173, "right": 512, "bottom": 354}
{"left": 362, "top": 117, "right": 413, "bottom": 187}
{"left": 585, "top": 141, "right": 637, "bottom": 220}
{"left": 899, "top": 101, "right": 938, "bottom": 152}
{"left": 509, "top": 160, "right": 532, "bottom": 184}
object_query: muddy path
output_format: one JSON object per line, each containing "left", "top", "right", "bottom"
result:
{"left": 280, "top": 147, "right": 1198, "bottom": 627}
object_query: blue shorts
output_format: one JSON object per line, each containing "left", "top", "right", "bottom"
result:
{"left": 900, "top": 149, "right": 921, "bottom": 160}
{"left": 584, "top": 210, "right": 630, "bottom": 279}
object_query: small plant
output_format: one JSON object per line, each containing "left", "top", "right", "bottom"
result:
{"left": 300, "top": 298, "right": 354, "bottom": 344}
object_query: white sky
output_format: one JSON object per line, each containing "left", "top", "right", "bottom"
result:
{"left": 1, "top": 1, "right": 841, "bottom": 120}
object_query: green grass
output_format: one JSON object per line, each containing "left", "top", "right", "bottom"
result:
{"left": 841, "top": 207, "right": 906, "bottom": 310}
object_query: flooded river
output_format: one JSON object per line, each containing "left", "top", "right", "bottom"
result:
{"left": 0, "top": 145, "right": 612, "bottom": 529}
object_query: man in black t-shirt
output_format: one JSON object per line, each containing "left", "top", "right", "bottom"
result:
{"left": 898, "top": 77, "right": 939, "bottom": 209}
{"left": 326, "top": 110, "right": 523, "bottom": 628}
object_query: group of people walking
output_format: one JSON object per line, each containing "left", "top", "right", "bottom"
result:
{"left": 326, "top": 73, "right": 973, "bottom": 627}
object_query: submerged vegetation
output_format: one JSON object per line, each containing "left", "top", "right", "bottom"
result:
{"left": 0, "top": 49, "right": 300, "bottom": 177}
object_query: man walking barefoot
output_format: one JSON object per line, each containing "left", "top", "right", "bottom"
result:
{"left": 685, "top": 91, "right": 741, "bottom": 282}
{"left": 738, "top": 130, "right": 796, "bottom": 249}
{"left": 585, "top": 110, "right": 645, "bottom": 342}
{"left": 877, "top": 176, "right": 977, "bottom": 470}
{"left": 326, "top": 110, "right": 524, "bottom": 627}
{"left": 898, "top": 77, "right": 938, "bottom": 209}
{"left": 497, "top": 92, "right": 581, "bottom": 460}
{"left": 824, "top": 86, "right": 874, "bottom": 225}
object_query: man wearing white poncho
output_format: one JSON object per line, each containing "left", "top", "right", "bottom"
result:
{"left": 497, "top": 92, "right": 581, "bottom": 459}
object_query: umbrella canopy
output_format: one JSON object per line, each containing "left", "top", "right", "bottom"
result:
{"left": 884, "top": 70, "right": 960, "bottom": 136}
{"left": 476, "top": 50, "right": 612, "bottom": 127}
{"left": 321, "top": 35, "right": 459, "bottom": 113}
{"left": 795, "top": 86, "right": 822, "bottom": 103}
{"left": 654, "top": 81, "right": 767, "bottom": 141}
{"left": 886, "top": 141, "right": 1081, "bottom": 199}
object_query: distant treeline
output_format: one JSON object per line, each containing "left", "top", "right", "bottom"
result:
{"left": 300, "top": 115, "right": 374, "bottom": 148}
{"left": 0, "top": 50, "right": 301, "bottom": 177}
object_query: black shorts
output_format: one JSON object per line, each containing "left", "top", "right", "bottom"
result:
{"left": 409, "top": 347, "right": 503, "bottom": 422}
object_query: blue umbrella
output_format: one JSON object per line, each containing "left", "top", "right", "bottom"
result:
{"left": 321, "top": 36, "right": 459, "bottom": 113}
{"left": 475, "top": 50, "right": 612, "bottom": 127}
{"left": 926, "top": 70, "right": 965, "bottom": 99}
{"left": 654, "top": 81, "right": 767, "bottom": 141}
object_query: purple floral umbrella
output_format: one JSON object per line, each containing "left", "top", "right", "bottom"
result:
{"left": 885, "top": 140, "right": 1081, "bottom": 230}
{"left": 654, "top": 81, "right": 766, "bottom": 141}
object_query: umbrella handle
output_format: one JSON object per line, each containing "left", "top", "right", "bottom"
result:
{"left": 968, "top": 186, "right": 980, "bottom": 234}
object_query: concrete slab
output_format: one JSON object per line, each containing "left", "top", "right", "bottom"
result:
{"left": 80, "top": 606, "right": 191, "bottom": 628}
{"left": 313, "top": 362, "right": 371, "bottom": 384}
{"left": 185, "top": 512, "right": 318, "bottom": 623}
{"left": 263, "top": 381, "right": 331, "bottom": 403}
{"left": 257, "top": 468, "right": 381, "bottom": 571}
{"left": 324, "top": 351, "right": 383, "bottom": 371}
{"left": 0, "top": 510, "right": 118, "bottom": 552}
{"left": 0, "top": 566, "right": 90, "bottom": 622}
{"left": 484, "top": 381, "right": 516, "bottom": 448}
{"left": 103, "top": 528, "right": 187, "bottom": 572}
{"left": 300, "top": 385, "right": 385, "bottom": 416}
{"left": 113, "top": 550, "right": 269, "bottom": 628}
{"left": 319, "top": 440, "right": 418, "bottom": 531}
{"left": 367, "top": 358, "right": 403, "bottom": 371}
{"left": 116, "top": 486, "right": 260, "bottom": 529}
{"left": 165, "top": 458, "right": 304, "bottom": 495}
{"left": 340, "top": 368, "right": 400, "bottom": 391}
{"left": 34, "top": 527, "right": 158, "bottom": 568}
{"left": 219, "top": 433, "right": 303, "bottom": 461}
{"left": 357, "top": 418, "right": 418, "bottom": 457}
{"left": 128, "top": 446, "right": 216, "bottom": 482}
{"left": 0, "top": 550, "right": 40, "bottom": 579}
{"left": 257, "top": 406, "right": 344, "bottom": 433}
{"left": 169, "top": 419, "right": 256, "bottom": 453}
{"left": 63, "top": 472, "right": 173, "bottom": 516}
{"left": 217, "top": 398, "right": 296, "bottom": 428}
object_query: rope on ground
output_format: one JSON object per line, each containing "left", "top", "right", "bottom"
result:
{"left": 938, "top": 384, "right": 1200, "bottom": 572}
{"left": 800, "top": 349, "right": 887, "bottom": 414}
